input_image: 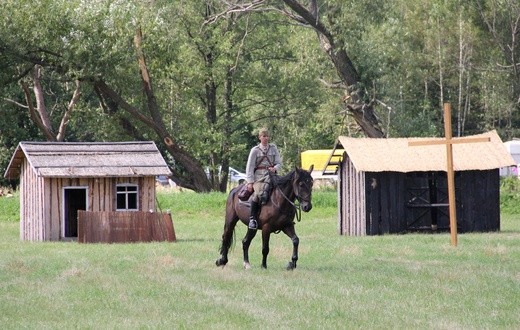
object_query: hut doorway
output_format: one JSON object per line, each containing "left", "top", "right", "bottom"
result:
{"left": 63, "top": 187, "right": 88, "bottom": 238}
{"left": 405, "top": 172, "right": 451, "bottom": 231}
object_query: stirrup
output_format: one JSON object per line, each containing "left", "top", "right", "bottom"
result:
{"left": 248, "top": 218, "right": 258, "bottom": 230}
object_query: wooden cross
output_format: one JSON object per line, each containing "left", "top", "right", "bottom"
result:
{"left": 409, "top": 103, "right": 490, "bottom": 246}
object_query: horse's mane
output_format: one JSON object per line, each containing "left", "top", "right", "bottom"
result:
{"left": 273, "top": 170, "right": 295, "bottom": 187}
{"left": 274, "top": 168, "right": 313, "bottom": 187}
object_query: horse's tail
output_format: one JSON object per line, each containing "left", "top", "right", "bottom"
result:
{"left": 218, "top": 186, "right": 240, "bottom": 255}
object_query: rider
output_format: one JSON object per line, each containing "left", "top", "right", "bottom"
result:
{"left": 245, "top": 127, "right": 282, "bottom": 230}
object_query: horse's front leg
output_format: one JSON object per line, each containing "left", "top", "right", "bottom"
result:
{"left": 242, "top": 228, "right": 257, "bottom": 269}
{"left": 282, "top": 225, "right": 299, "bottom": 270}
{"left": 261, "top": 227, "right": 271, "bottom": 269}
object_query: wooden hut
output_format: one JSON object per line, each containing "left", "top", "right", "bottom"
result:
{"left": 4, "top": 141, "right": 172, "bottom": 241}
{"left": 322, "top": 130, "right": 515, "bottom": 236}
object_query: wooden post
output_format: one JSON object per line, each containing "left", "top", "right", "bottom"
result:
{"left": 409, "top": 103, "right": 490, "bottom": 246}
{"left": 444, "top": 104, "right": 457, "bottom": 246}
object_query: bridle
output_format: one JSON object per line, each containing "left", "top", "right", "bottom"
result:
{"left": 276, "top": 171, "right": 313, "bottom": 222}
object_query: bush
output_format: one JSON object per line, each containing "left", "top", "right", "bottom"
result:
{"left": 500, "top": 177, "right": 520, "bottom": 214}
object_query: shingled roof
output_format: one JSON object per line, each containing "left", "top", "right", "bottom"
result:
{"left": 329, "top": 130, "right": 515, "bottom": 173}
{"left": 4, "top": 141, "right": 172, "bottom": 179}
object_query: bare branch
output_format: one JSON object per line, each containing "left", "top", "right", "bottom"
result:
{"left": 32, "top": 65, "right": 53, "bottom": 132}
{"left": 204, "top": 0, "right": 267, "bottom": 25}
{"left": 56, "top": 80, "right": 82, "bottom": 142}
{"left": 231, "top": 14, "right": 250, "bottom": 72}
{"left": 20, "top": 80, "right": 56, "bottom": 141}
{"left": 3, "top": 98, "right": 29, "bottom": 109}
{"left": 93, "top": 80, "right": 156, "bottom": 128}
{"left": 318, "top": 78, "right": 345, "bottom": 89}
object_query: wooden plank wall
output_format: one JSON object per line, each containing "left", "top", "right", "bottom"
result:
{"left": 367, "top": 172, "right": 431, "bottom": 235}
{"left": 337, "top": 158, "right": 344, "bottom": 234}
{"left": 383, "top": 173, "right": 406, "bottom": 234}
{"left": 20, "top": 158, "right": 46, "bottom": 241}
{"left": 364, "top": 170, "right": 500, "bottom": 235}
{"left": 337, "top": 163, "right": 501, "bottom": 236}
{"left": 339, "top": 156, "right": 366, "bottom": 236}
{"left": 77, "top": 211, "right": 176, "bottom": 243}
{"left": 366, "top": 172, "right": 381, "bottom": 235}
{"left": 44, "top": 177, "right": 58, "bottom": 240}
{"left": 338, "top": 156, "right": 348, "bottom": 235}
{"left": 459, "top": 170, "right": 500, "bottom": 232}
{"left": 20, "top": 159, "right": 29, "bottom": 240}
{"left": 346, "top": 170, "right": 407, "bottom": 236}
{"left": 20, "top": 174, "right": 158, "bottom": 241}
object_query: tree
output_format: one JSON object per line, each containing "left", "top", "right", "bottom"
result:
{"left": 1, "top": 0, "right": 328, "bottom": 191}
{"left": 475, "top": 0, "right": 520, "bottom": 139}
{"left": 216, "top": 0, "right": 386, "bottom": 137}
{"left": 0, "top": 0, "right": 211, "bottom": 191}
{"left": 6, "top": 65, "right": 82, "bottom": 142}
{"left": 3, "top": 0, "right": 518, "bottom": 192}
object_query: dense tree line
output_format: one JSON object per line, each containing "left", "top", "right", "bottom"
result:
{"left": 1, "top": 0, "right": 518, "bottom": 191}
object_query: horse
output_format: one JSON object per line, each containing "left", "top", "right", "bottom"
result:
{"left": 215, "top": 165, "right": 314, "bottom": 270}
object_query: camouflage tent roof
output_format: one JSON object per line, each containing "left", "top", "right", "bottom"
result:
{"left": 4, "top": 141, "right": 172, "bottom": 179}
{"left": 329, "top": 130, "right": 515, "bottom": 173}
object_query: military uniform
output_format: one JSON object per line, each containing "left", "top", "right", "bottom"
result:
{"left": 246, "top": 143, "right": 282, "bottom": 203}
{"left": 245, "top": 141, "right": 282, "bottom": 229}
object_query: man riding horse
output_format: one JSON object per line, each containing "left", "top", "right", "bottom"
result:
{"left": 245, "top": 127, "right": 282, "bottom": 230}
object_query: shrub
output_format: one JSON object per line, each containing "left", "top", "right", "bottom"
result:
{"left": 500, "top": 177, "right": 520, "bottom": 214}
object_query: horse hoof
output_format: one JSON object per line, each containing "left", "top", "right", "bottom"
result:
{"left": 216, "top": 259, "right": 227, "bottom": 267}
{"left": 286, "top": 262, "right": 296, "bottom": 270}
{"left": 243, "top": 262, "right": 251, "bottom": 270}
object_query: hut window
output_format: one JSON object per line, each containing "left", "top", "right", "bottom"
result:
{"left": 116, "top": 184, "right": 138, "bottom": 210}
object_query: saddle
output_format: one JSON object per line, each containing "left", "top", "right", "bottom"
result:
{"left": 237, "top": 185, "right": 252, "bottom": 202}
{"left": 237, "top": 173, "right": 278, "bottom": 204}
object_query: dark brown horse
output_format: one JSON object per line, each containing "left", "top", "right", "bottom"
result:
{"left": 215, "top": 165, "right": 314, "bottom": 270}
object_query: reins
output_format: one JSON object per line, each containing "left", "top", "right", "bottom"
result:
{"left": 278, "top": 186, "right": 303, "bottom": 222}
{"left": 272, "top": 171, "right": 311, "bottom": 223}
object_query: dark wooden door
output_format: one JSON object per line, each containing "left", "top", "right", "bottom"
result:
{"left": 64, "top": 188, "right": 87, "bottom": 237}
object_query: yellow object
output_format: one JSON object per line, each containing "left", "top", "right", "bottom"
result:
{"left": 301, "top": 149, "right": 343, "bottom": 172}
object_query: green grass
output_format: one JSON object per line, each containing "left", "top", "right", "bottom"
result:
{"left": 0, "top": 189, "right": 519, "bottom": 329}
{"left": 0, "top": 191, "right": 19, "bottom": 222}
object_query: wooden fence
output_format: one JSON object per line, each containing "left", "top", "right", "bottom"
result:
{"left": 77, "top": 211, "right": 176, "bottom": 243}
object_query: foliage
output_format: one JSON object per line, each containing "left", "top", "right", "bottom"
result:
{"left": 0, "top": 101, "right": 41, "bottom": 186}
{"left": 0, "top": 189, "right": 519, "bottom": 328}
{"left": 0, "top": 0, "right": 518, "bottom": 191}
{"left": 500, "top": 177, "right": 520, "bottom": 214}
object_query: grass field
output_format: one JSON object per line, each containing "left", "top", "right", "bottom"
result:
{"left": 0, "top": 189, "right": 519, "bottom": 329}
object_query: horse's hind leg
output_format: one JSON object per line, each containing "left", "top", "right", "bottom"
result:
{"left": 242, "top": 228, "right": 257, "bottom": 269}
{"left": 216, "top": 214, "right": 239, "bottom": 267}
{"left": 282, "top": 225, "right": 299, "bottom": 270}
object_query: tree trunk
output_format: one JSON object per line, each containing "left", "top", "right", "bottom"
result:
{"left": 18, "top": 66, "right": 81, "bottom": 142}
{"left": 57, "top": 80, "right": 82, "bottom": 142}
{"left": 89, "top": 27, "right": 214, "bottom": 192}
{"left": 281, "top": 0, "right": 384, "bottom": 137}
{"left": 92, "top": 79, "right": 212, "bottom": 192}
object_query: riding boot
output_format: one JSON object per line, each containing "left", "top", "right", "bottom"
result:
{"left": 260, "top": 183, "right": 271, "bottom": 205}
{"left": 248, "top": 201, "right": 260, "bottom": 229}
